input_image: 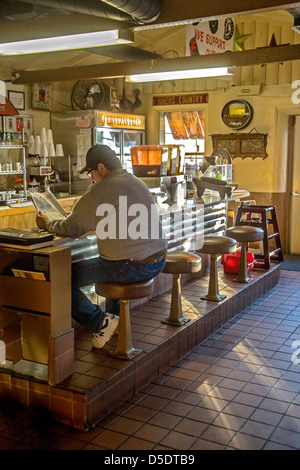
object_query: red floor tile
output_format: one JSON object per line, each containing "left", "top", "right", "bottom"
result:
{"left": 1, "top": 268, "right": 300, "bottom": 450}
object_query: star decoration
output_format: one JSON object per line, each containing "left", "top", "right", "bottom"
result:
{"left": 234, "top": 24, "right": 252, "bottom": 51}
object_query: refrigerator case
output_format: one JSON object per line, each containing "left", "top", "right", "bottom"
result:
{"left": 51, "top": 110, "right": 145, "bottom": 194}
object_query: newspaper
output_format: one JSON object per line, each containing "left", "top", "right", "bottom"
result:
{"left": 30, "top": 190, "right": 68, "bottom": 220}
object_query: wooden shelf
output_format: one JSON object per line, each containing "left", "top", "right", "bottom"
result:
{"left": 211, "top": 133, "right": 268, "bottom": 160}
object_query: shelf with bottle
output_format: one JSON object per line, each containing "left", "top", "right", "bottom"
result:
{"left": 0, "top": 170, "right": 25, "bottom": 175}
{"left": 0, "top": 144, "right": 25, "bottom": 148}
{"left": 0, "top": 133, "right": 27, "bottom": 203}
{"left": 0, "top": 190, "right": 27, "bottom": 204}
{"left": 0, "top": 131, "right": 25, "bottom": 146}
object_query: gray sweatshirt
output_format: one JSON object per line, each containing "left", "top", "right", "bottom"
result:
{"left": 46, "top": 168, "right": 167, "bottom": 260}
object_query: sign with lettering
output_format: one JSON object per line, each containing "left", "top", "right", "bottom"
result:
{"left": 153, "top": 94, "right": 208, "bottom": 107}
{"left": 186, "top": 18, "right": 234, "bottom": 56}
{"left": 96, "top": 111, "right": 145, "bottom": 130}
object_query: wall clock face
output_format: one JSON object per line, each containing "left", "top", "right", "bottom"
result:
{"left": 32, "top": 83, "right": 52, "bottom": 110}
{"left": 221, "top": 99, "right": 253, "bottom": 130}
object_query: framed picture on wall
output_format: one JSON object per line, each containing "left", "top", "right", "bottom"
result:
{"left": 8, "top": 90, "right": 25, "bottom": 111}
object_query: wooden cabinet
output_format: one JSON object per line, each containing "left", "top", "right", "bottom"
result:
{"left": 0, "top": 244, "right": 73, "bottom": 385}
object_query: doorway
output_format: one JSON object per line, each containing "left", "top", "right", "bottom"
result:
{"left": 289, "top": 115, "right": 300, "bottom": 254}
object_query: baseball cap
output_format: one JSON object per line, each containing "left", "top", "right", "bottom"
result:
{"left": 79, "top": 144, "right": 121, "bottom": 174}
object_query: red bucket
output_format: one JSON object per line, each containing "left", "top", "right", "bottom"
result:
{"left": 221, "top": 249, "right": 256, "bottom": 274}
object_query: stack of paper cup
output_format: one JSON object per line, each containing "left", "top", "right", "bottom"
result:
{"left": 34, "top": 135, "right": 41, "bottom": 155}
{"left": 48, "top": 142, "right": 55, "bottom": 156}
{"left": 47, "top": 129, "right": 53, "bottom": 144}
{"left": 41, "top": 143, "right": 48, "bottom": 157}
{"left": 40, "top": 127, "right": 47, "bottom": 144}
{"left": 27, "top": 135, "right": 35, "bottom": 153}
{"left": 55, "top": 144, "right": 64, "bottom": 156}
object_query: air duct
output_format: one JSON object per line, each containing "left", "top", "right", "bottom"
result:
{"left": 0, "top": 1, "right": 57, "bottom": 21}
{"left": 16, "top": 0, "right": 163, "bottom": 24}
{"left": 101, "top": 0, "right": 162, "bottom": 23}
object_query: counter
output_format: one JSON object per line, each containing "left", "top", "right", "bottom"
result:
{"left": 0, "top": 190, "right": 250, "bottom": 389}
{"left": 0, "top": 196, "right": 81, "bottom": 230}
{"left": 0, "top": 190, "right": 250, "bottom": 263}
{"left": 56, "top": 190, "right": 250, "bottom": 263}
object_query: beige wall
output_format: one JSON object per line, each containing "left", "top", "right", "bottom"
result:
{"left": 2, "top": 12, "right": 300, "bottom": 196}
{"left": 4, "top": 80, "right": 299, "bottom": 196}
{"left": 146, "top": 84, "right": 300, "bottom": 194}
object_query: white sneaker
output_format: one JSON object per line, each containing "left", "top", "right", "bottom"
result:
{"left": 92, "top": 314, "right": 119, "bottom": 349}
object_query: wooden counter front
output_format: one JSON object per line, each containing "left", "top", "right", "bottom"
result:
{"left": 0, "top": 196, "right": 81, "bottom": 230}
{"left": 0, "top": 244, "right": 73, "bottom": 385}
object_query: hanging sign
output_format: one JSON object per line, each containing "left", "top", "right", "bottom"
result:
{"left": 153, "top": 94, "right": 208, "bottom": 106}
{"left": 0, "top": 100, "right": 19, "bottom": 116}
{"left": 186, "top": 18, "right": 234, "bottom": 56}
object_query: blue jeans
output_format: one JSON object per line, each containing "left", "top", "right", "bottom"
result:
{"left": 71, "top": 256, "right": 166, "bottom": 333}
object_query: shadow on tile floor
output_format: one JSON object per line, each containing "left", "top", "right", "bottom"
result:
{"left": 0, "top": 269, "right": 300, "bottom": 450}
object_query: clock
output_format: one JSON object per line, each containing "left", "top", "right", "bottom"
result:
{"left": 221, "top": 100, "right": 253, "bottom": 130}
{"left": 32, "top": 83, "right": 52, "bottom": 111}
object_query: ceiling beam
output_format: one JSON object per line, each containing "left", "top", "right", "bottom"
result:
{"left": 0, "top": 13, "right": 131, "bottom": 42}
{"left": 136, "top": 0, "right": 300, "bottom": 28}
{"left": 14, "top": 44, "right": 300, "bottom": 84}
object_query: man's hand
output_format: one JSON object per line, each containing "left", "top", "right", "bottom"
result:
{"left": 36, "top": 211, "right": 50, "bottom": 229}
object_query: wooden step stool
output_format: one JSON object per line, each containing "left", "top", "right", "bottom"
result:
{"left": 235, "top": 204, "right": 283, "bottom": 270}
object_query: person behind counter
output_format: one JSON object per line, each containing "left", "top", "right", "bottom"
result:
{"left": 36, "top": 144, "right": 167, "bottom": 349}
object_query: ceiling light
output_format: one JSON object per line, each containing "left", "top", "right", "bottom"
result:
{"left": 126, "top": 67, "right": 235, "bottom": 83}
{"left": 0, "top": 30, "right": 134, "bottom": 55}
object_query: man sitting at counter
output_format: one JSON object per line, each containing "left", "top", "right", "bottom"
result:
{"left": 36, "top": 144, "right": 167, "bottom": 349}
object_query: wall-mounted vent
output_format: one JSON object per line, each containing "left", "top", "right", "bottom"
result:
{"left": 230, "top": 85, "right": 261, "bottom": 96}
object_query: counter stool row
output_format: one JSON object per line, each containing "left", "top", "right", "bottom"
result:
{"left": 95, "top": 211, "right": 280, "bottom": 360}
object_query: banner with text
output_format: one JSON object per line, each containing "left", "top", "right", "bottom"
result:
{"left": 186, "top": 18, "right": 234, "bottom": 56}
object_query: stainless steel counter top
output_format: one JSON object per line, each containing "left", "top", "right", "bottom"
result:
{"left": 55, "top": 190, "right": 250, "bottom": 263}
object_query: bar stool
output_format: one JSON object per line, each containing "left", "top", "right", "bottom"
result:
{"left": 226, "top": 226, "right": 264, "bottom": 283}
{"left": 162, "top": 251, "right": 202, "bottom": 325}
{"left": 95, "top": 279, "right": 153, "bottom": 360}
{"left": 197, "top": 236, "right": 237, "bottom": 301}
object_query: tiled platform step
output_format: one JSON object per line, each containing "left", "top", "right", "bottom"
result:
{"left": 0, "top": 264, "right": 281, "bottom": 430}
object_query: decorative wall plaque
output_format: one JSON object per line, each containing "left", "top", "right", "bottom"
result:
{"left": 211, "top": 133, "right": 268, "bottom": 160}
{"left": 221, "top": 100, "right": 253, "bottom": 130}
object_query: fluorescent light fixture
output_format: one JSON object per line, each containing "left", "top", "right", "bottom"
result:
{"left": 0, "top": 29, "right": 134, "bottom": 55}
{"left": 126, "top": 66, "right": 235, "bottom": 83}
